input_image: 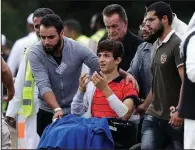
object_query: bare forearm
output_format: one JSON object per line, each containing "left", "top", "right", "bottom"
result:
{"left": 143, "top": 89, "right": 152, "bottom": 108}
{"left": 2, "top": 59, "right": 15, "bottom": 93}
{"left": 43, "top": 91, "right": 60, "bottom": 109}
{"left": 177, "top": 82, "right": 183, "bottom": 110}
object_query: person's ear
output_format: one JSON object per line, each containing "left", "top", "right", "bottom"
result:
{"left": 115, "top": 57, "right": 122, "bottom": 65}
{"left": 162, "top": 15, "right": 168, "bottom": 25}
{"left": 60, "top": 30, "right": 64, "bottom": 39}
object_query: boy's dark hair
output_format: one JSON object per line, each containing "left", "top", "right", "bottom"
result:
{"left": 63, "top": 19, "right": 82, "bottom": 34}
{"left": 147, "top": 2, "right": 173, "bottom": 25}
{"left": 33, "top": 8, "right": 54, "bottom": 19}
{"left": 103, "top": 4, "right": 128, "bottom": 22}
{"left": 40, "top": 14, "right": 64, "bottom": 34}
{"left": 97, "top": 39, "right": 124, "bottom": 60}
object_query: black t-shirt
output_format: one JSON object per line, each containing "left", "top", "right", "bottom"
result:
{"left": 53, "top": 55, "right": 62, "bottom": 65}
{"left": 99, "top": 30, "right": 144, "bottom": 71}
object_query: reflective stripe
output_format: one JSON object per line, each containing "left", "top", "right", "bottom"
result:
{"left": 23, "top": 99, "right": 31, "bottom": 105}
{"left": 24, "top": 81, "right": 32, "bottom": 87}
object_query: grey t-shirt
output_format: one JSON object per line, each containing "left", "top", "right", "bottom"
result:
{"left": 27, "top": 37, "right": 99, "bottom": 113}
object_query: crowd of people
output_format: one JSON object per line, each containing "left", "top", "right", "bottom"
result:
{"left": 1, "top": 1, "right": 195, "bottom": 149}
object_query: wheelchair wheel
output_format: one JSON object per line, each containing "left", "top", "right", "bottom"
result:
{"left": 129, "top": 143, "right": 141, "bottom": 150}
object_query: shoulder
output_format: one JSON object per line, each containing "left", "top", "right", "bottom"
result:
{"left": 169, "top": 33, "right": 181, "bottom": 47}
{"left": 64, "top": 37, "right": 89, "bottom": 52}
{"left": 28, "top": 41, "right": 44, "bottom": 57}
{"left": 120, "top": 79, "right": 134, "bottom": 89}
{"left": 137, "top": 42, "right": 152, "bottom": 52}
{"left": 127, "top": 31, "right": 144, "bottom": 45}
{"left": 99, "top": 33, "right": 108, "bottom": 44}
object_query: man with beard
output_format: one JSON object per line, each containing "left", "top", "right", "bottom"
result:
{"left": 27, "top": 14, "right": 100, "bottom": 136}
{"left": 99, "top": 4, "right": 144, "bottom": 71}
{"left": 141, "top": 2, "right": 184, "bottom": 149}
{"left": 5, "top": 8, "right": 55, "bottom": 148}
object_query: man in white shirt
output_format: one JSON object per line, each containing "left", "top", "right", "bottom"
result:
{"left": 7, "top": 13, "right": 37, "bottom": 77}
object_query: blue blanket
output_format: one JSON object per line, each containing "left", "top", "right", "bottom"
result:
{"left": 38, "top": 114, "right": 114, "bottom": 149}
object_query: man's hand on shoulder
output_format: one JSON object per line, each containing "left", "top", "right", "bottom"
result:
{"left": 125, "top": 73, "right": 139, "bottom": 93}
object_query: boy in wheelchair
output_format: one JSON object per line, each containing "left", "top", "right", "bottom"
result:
{"left": 71, "top": 39, "right": 141, "bottom": 149}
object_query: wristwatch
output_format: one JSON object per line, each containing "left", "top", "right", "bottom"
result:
{"left": 53, "top": 107, "right": 62, "bottom": 114}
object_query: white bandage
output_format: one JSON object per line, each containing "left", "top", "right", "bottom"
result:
{"left": 107, "top": 94, "right": 128, "bottom": 118}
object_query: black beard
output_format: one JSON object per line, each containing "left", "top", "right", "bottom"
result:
{"left": 145, "top": 23, "right": 164, "bottom": 44}
{"left": 43, "top": 39, "right": 62, "bottom": 55}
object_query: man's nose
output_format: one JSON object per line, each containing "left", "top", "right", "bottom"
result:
{"left": 45, "top": 38, "right": 50, "bottom": 45}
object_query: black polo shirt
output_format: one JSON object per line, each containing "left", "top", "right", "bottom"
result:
{"left": 99, "top": 30, "right": 143, "bottom": 71}
{"left": 147, "top": 31, "right": 184, "bottom": 120}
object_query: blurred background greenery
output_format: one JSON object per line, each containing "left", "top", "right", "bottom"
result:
{"left": 2, "top": 0, "right": 195, "bottom": 45}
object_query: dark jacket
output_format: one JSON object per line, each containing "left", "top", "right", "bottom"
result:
{"left": 99, "top": 30, "right": 144, "bottom": 71}
{"left": 179, "top": 31, "right": 195, "bottom": 120}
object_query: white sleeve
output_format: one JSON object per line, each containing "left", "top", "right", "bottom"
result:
{"left": 6, "top": 57, "right": 26, "bottom": 118}
{"left": 186, "top": 35, "right": 195, "bottom": 82}
{"left": 7, "top": 41, "right": 22, "bottom": 77}
{"left": 107, "top": 94, "right": 128, "bottom": 118}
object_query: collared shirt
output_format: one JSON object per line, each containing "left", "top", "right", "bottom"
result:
{"left": 28, "top": 37, "right": 99, "bottom": 113}
{"left": 7, "top": 32, "right": 37, "bottom": 77}
{"left": 128, "top": 42, "right": 153, "bottom": 99}
{"left": 147, "top": 31, "right": 183, "bottom": 120}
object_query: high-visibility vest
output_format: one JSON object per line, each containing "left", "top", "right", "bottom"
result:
{"left": 90, "top": 29, "right": 106, "bottom": 43}
{"left": 76, "top": 35, "right": 90, "bottom": 46}
{"left": 22, "top": 48, "right": 34, "bottom": 117}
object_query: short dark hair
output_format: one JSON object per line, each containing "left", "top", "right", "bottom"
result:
{"left": 97, "top": 39, "right": 124, "bottom": 60}
{"left": 103, "top": 4, "right": 128, "bottom": 21}
{"left": 147, "top": 2, "right": 173, "bottom": 25}
{"left": 33, "top": 8, "right": 54, "bottom": 19}
{"left": 63, "top": 19, "right": 82, "bottom": 34}
{"left": 40, "top": 14, "right": 64, "bottom": 34}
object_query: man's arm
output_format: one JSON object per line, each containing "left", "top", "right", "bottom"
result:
{"left": 169, "top": 43, "right": 184, "bottom": 127}
{"left": 186, "top": 35, "right": 195, "bottom": 82}
{"left": 6, "top": 57, "right": 26, "bottom": 118}
{"left": 80, "top": 44, "right": 100, "bottom": 74}
{"left": 27, "top": 48, "right": 60, "bottom": 110}
{"left": 71, "top": 74, "right": 91, "bottom": 116}
{"left": 2, "top": 57, "right": 15, "bottom": 101}
{"left": 135, "top": 89, "right": 152, "bottom": 114}
{"left": 177, "top": 66, "right": 184, "bottom": 110}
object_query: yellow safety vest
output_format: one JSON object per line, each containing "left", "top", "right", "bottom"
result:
{"left": 22, "top": 48, "right": 34, "bottom": 117}
{"left": 90, "top": 29, "right": 106, "bottom": 43}
{"left": 76, "top": 35, "right": 90, "bottom": 46}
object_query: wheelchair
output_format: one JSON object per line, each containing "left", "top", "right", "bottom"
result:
{"left": 107, "top": 118, "right": 141, "bottom": 149}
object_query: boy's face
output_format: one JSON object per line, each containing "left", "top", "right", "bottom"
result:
{"left": 97, "top": 51, "right": 121, "bottom": 74}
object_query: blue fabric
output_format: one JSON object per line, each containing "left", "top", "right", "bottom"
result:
{"left": 38, "top": 114, "right": 114, "bottom": 149}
